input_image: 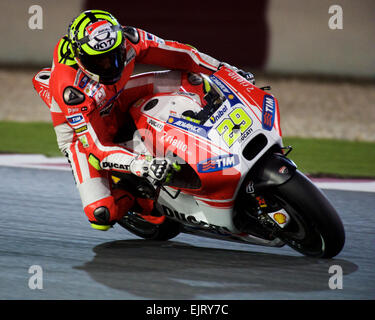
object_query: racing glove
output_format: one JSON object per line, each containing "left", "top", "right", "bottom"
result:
{"left": 219, "top": 62, "right": 255, "bottom": 85}
{"left": 130, "top": 155, "right": 172, "bottom": 181}
{"left": 237, "top": 69, "right": 255, "bottom": 85}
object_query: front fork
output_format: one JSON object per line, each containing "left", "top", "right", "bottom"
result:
{"left": 247, "top": 194, "right": 291, "bottom": 233}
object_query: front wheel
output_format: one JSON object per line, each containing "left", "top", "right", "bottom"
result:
{"left": 271, "top": 170, "right": 345, "bottom": 258}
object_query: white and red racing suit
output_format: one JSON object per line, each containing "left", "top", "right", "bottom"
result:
{"left": 48, "top": 26, "right": 222, "bottom": 228}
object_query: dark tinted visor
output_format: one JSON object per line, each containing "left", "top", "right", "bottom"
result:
{"left": 80, "top": 43, "right": 126, "bottom": 84}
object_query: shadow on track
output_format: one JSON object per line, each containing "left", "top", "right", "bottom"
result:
{"left": 75, "top": 239, "right": 358, "bottom": 299}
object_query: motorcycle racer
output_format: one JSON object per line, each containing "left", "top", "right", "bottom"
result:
{"left": 48, "top": 9, "right": 255, "bottom": 231}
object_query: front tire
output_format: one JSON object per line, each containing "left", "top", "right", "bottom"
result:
{"left": 272, "top": 170, "right": 345, "bottom": 258}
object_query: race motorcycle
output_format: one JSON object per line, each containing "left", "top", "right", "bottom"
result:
{"left": 33, "top": 65, "right": 345, "bottom": 258}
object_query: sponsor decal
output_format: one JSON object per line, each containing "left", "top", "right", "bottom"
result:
{"left": 68, "top": 107, "right": 80, "bottom": 114}
{"left": 208, "top": 75, "right": 245, "bottom": 108}
{"left": 94, "top": 87, "right": 106, "bottom": 105}
{"left": 197, "top": 154, "right": 239, "bottom": 173}
{"left": 256, "top": 196, "right": 267, "bottom": 208}
{"left": 246, "top": 181, "right": 255, "bottom": 194}
{"left": 67, "top": 113, "right": 84, "bottom": 125}
{"left": 167, "top": 116, "right": 211, "bottom": 137}
{"left": 210, "top": 76, "right": 231, "bottom": 94}
{"left": 226, "top": 71, "right": 254, "bottom": 93}
{"left": 78, "top": 75, "right": 90, "bottom": 89}
{"left": 209, "top": 105, "right": 228, "bottom": 124}
{"left": 84, "top": 80, "right": 100, "bottom": 97}
{"left": 262, "top": 95, "right": 275, "bottom": 131}
{"left": 74, "top": 69, "right": 83, "bottom": 87}
{"left": 239, "top": 126, "right": 253, "bottom": 143}
{"left": 279, "top": 165, "right": 288, "bottom": 174}
{"left": 161, "top": 133, "right": 188, "bottom": 153}
{"left": 273, "top": 212, "right": 287, "bottom": 224}
{"left": 161, "top": 205, "right": 231, "bottom": 235}
{"left": 147, "top": 118, "right": 164, "bottom": 132}
{"left": 181, "top": 115, "right": 201, "bottom": 124}
{"left": 145, "top": 32, "right": 164, "bottom": 44}
{"left": 267, "top": 209, "right": 290, "bottom": 228}
{"left": 86, "top": 21, "right": 117, "bottom": 51}
{"left": 78, "top": 134, "right": 89, "bottom": 148}
{"left": 216, "top": 107, "right": 253, "bottom": 147}
{"left": 38, "top": 86, "right": 50, "bottom": 101}
{"left": 74, "top": 125, "right": 88, "bottom": 134}
{"left": 102, "top": 162, "right": 130, "bottom": 171}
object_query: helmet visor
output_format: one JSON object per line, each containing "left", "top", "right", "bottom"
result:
{"left": 79, "top": 43, "right": 126, "bottom": 84}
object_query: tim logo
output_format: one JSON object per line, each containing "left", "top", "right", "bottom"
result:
{"left": 197, "top": 154, "right": 239, "bottom": 173}
{"left": 67, "top": 114, "right": 83, "bottom": 124}
{"left": 262, "top": 95, "right": 275, "bottom": 131}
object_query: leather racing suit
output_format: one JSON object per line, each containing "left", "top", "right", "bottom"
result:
{"left": 48, "top": 26, "right": 223, "bottom": 229}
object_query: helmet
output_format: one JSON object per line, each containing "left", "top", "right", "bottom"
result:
{"left": 68, "top": 10, "right": 126, "bottom": 85}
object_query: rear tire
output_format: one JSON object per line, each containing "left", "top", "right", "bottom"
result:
{"left": 272, "top": 170, "right": 345, "bottom": 258}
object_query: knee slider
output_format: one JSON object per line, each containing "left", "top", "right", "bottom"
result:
{"left": 84, "top": 194, "right": 133, "bottom": 231}
{"left": 93, "top": 206, "right": 111, "bottom": 225}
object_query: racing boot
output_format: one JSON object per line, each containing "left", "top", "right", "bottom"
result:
{"left": 86, "top": 190, "right": 135, "bottom": 231}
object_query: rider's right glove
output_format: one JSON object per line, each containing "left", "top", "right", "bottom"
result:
{"left": 237, "top": 69, "right": 255, "bottom": 85}
{"left": 130, "top": 154, "right": 172, "bottom": 181}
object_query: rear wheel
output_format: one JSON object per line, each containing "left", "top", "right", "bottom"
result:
{"left": 269, "top": 171, "right": 345, "bottom": 258}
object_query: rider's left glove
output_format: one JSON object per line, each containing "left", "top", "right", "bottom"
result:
{"left": 130, "top": 155, "right": 172, "bottom": 181}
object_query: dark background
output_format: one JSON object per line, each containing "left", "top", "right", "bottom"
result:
{"left": 85, "top": 0, "right": 269, "bottom": 70}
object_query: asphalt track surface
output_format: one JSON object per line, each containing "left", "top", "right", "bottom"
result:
{"left": 1, "top": 166, "right": 374, "bottom": 300}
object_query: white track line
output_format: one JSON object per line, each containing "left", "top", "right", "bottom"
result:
{"left": 312, "top": 179, "right": 375, "bottom": 193}
{"left": 0, "top": 154, "right": 70, "bottom": 171}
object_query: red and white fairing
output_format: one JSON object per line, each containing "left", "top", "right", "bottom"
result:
{"left": 129, "top": 66, "right": 284, "bottom": 241}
